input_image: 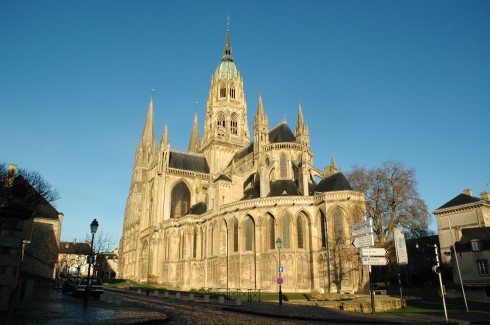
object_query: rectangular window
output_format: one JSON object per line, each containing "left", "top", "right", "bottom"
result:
{"left": 477, "top": 259, "right": 489, "bottom": 276}
{"left": 472, "top": 240, "right": 482, "bottom": 251}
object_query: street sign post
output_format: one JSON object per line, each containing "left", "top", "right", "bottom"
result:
{"left": 276, "top": 276, "right": 284, "bottom": 285}
{"left": 352, "top": 226, "right": 374, "bottom": 237}
{"left": 351, "top": 219, "right": 372, "bottom": 230}
{"left": 352, "top": 234, "right": 374, "bottom": 248}
{"left": 361, "top": 248, "right": 387, "bottom": 257}
{"left": 361, "top": 256, "right": 389, "bottom": 266}
{"left": 278, "top": 266, "right": 284, "bottom": 273}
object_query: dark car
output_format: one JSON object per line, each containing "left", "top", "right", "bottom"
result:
{"left": 61, "top": 276, "right": 81, "bottom": 294}
{"left": 74, "top": 277, "right": 104, "bottom": 298}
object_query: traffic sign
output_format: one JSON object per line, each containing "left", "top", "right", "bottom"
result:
{"left": 361, "top": 256, "right": 388, "bottom": 266}
{"left": 352, "top": 219, "right": 372, "bottom": 230}
{"left": 361, "top": 248, "right": 387, "bottom": 257}
{"left": 278, "top": 266, "right": 284, "bottom": 273}
{"left": 87, "top": 255, "right": 94, "bottom": 264}
{"left": 276, "top": 276, "right": 284, "bottom": 285}
{"left": 352, "top": 226, "right": 373, "bottom": 237}
{"left": 352, "top": 234, "right": 374, "bottom": 248}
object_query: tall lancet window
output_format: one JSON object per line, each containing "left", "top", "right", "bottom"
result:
{"left": 170, "top": 181, "right": 191, "bottom": 218}
{"left": 231, "top": 113, "right": 238, "bottom": 135}
{"left": 333, "top": 207, "right": 345, "bottom": 245}
{"left": 280, "top": 154, "right": 287, "bottom": 178}
{"left": 220, "top": 86, "right": 226, "bottom": 98}
{"left": 245, "top": 217, "right": 254, "bottom": 251}
{"left": 229, "top": 87, "right": 235, "bottom": 99}
{"left": 297, "top": 215, "right": 304, "bottom": 249}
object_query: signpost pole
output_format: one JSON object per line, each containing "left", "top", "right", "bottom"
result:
{"left": 369, "top": 265, "right": 375, "bottom": 315}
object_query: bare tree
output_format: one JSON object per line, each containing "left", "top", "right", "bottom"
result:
{"left": 0, "top": 162, "right": 60, "bottom": 210}
{"left": 347, "top": 160, "right": 429, "bottom": 244}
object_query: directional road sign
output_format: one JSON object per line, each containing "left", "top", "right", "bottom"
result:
{"left": 361, "top": 248, "right": 387, "bottom": 257}
{"left": 361, "top": 256, "right": 389, "bottom": 266}
{"left": 352, "top": 226, "right": 373, "bottom": 237}
{"left": 352, "top": 234, "right": 374, "bottom": 248}
{"left": 352, "top": 219, "right": 372, "bottom": 231}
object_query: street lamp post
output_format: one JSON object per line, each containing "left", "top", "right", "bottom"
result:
{"left": 84, "top": 219, "right": 99, "bottom": 307}
{"left": 276, "top": 237, "right": 283, "bottom": 305}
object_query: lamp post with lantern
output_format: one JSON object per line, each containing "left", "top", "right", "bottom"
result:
{"left": 276, "top": 237, "right": 283, "bottom": 305}
{"left": 84, "top": 219, "right": 99, "bottom": 307}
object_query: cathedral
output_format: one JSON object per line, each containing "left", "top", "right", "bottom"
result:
{"left": 119, "top": 28, "right": 367, "bottom": 294}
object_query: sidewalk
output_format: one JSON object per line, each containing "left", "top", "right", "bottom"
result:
{"left": 3, "top": 286, "right": 489, "bottom": 325}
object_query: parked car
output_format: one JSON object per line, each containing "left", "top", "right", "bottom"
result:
{"left": 74, "top": 277, "right": 104, "bottom": 298}
{"left": 61, "top": 276, "right": 81, "bottom": 294}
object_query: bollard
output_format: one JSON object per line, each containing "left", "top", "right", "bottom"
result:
{"left": 204, "top": 294, "right": 210, "bottom": 302}
{"left": 175, "top": 292, "right": 181, "bottom": 299}
{"left": 164, "top": 291, "right": 169, "bottom": 298}
{"left": 154, "top": 290, "right": 159, "bottom": 296}
{"left": 218, "top": 296, "right": 224, "bottom": 304}
{"left": 235, "top": 297, "right": 242, "bottom": 306}
{"left": 188, "top": 293, "right": 194, "bottom": 301}
{"left": 114, "top": 296, "right": 122, "bottom": 305}
{"left": 137, "top": 289, "right": 142, "bottom": 295}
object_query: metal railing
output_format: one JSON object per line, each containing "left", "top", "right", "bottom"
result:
{"left": 201, "top": 287, "right": 261, "bottom": 302}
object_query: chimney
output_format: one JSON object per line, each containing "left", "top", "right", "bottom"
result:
{"left": 480, "top": 192, "right": 490, "bottom": 201}
{"left": 463, "top": 188, "right": 473, "bottom": 196}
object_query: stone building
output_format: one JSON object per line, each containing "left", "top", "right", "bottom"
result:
{"left": 119, "top": 29, "right": 367, "bottom": 293}
{"left": 434, "top": 189, "right": 490, "bottom": 264}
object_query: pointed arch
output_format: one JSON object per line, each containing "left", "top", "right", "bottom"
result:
{"left": 297, "top": 215, "right": 304, "bottom": 249}
{"left": 280, "top": 212, "right": 292, "bottom": 249}
{"left": 230, "top": 112, "right": 238, "bottom": 135}
{"left": 170, "top": 181, "right": 191, "bottom": 218}
{"left": 232, "top": 217, "right": 239, "bottom": 252}
{"left": 263, "top": 213, "right": 276, "bottom": 250}
{"left": 244, "top": 216, "right": 255, "bottom": 251}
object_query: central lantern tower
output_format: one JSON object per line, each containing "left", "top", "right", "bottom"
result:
{"left": 200, "top": 29, "right": 250, "bottom": 175}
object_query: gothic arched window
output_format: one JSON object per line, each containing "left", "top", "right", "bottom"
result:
{"left": 282, "top": 215, "right": 290, "bottom": 249}
{"left": 192, "top": 228, "right": 197, "bottom": 258}
{"left": 233, "top": 218, "right": 239, "bottom": 252}
{"left": 334, "top": 207, "right": 345, "bottom": 244}
{"left": 245, "top": 217, "right": 254, "bottom": 251}
{"left": 320, "top": 211, "right": 326, "bottom": 248}
{"left": 220, "top": 86, "right": 226, "bottom": 98}
{"left": 230, "top": 87, "right": 235, "bottom": 99}
{"left": 230, "top": 113, "right": 238, "bottom": 135}
{"left": 170, "top": 181, "right": 191, "bottom": 218}
{"left": 297, "top": 216, "right": 304, "bottom": 249}
{"left": 280, "top": 154, "right": 287, "bottom": 178}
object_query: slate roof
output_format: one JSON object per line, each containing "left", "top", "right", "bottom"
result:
{"left": 315, "top": 173, "right": 353, "bottom": 192}
{"left": 214, "top": 174, "right": 232, "bottom": 182}
{"left": 168, "top": 151, "right": 209, "bottom": 173}
{"left": 436, "top": 193, "right": 481, "bottom": 210}
{"left": 14, "top": 175, "right": 60, "bottom": 220}
{"left": 234, "top": 143, "right": 253, "bottom": 162}
{"left": 269, "top": 122, "right": 296, "bottom": 143}
{"left": 187, "top": 202, "right": 207, "bottom": 215}
{"left": 59, "top": 242, "right": 91, "bottom": 255}
{"left": 270, "top": 180, "right": 301, "bottom": 196}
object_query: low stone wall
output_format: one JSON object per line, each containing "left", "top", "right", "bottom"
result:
{"left": 290, "top": 294, "right": 404, "bottom": 314}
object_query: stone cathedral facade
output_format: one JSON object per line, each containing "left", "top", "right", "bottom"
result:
{"left": 119, "top": 29, "right": 367, "bottom": 293}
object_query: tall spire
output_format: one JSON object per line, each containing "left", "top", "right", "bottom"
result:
{"left": 140, "top": 97, "right": 156, "bottom": 148}
{"left": 188, "top": 111, "right": 200, "bottom": 152}
{"left": 160, "top": 123, "right": 169, "bottom": 148}
{"left": 222, "top": 18, "right": 233, "bottom": 62}
{"left": 295, "top": 100, "right": 310, "bottom": 147}
{"left": 256, "top": 91, "right": 265, "bottom": 116}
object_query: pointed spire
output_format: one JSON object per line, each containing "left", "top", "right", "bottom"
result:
{"left": 160, "top": 123, "right": 169, "bottom": 148}
{"left": 256, "top": 91, "right": 265, "bottom": 116}
{"left": 188, "top": 111, "right": 200, "bottom": 152}
{"left": 221, "top": 21, "right": 234, "bottom": 62}
{"left": 295, "top": 100, "right": 307, "bottom": 134}
{"left": 140, "top": 97, "right": 156, "bottom": 147}
{"left": 331, "top": 155, "right": 337, "bottom": 171}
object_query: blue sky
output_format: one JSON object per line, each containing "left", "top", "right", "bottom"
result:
{"left": 1, "top": 0, "right": 489, "bottom": 244}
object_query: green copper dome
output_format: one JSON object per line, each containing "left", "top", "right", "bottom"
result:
{"left": 214, "top": 31, "right": 240, "bottom": 80}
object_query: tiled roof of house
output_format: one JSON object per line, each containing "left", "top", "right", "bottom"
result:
{"left": 315, "top": 173, "right": 353, "bottom": 192}
{"left": 436, "top": 193, "right": 481, "bottom": 210}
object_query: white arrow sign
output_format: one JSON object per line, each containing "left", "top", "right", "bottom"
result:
{"left": 352, "top": 219, "right": 372, "bottom": 231}
{"left": 361, "top": 256, "right": 389, "bottom": 266}
{"left": 352, "top": 234, "right": 374, "bottom": 248}
{"left": 361, "top": 248, "right": 387, "bottom": 257}
{"left": 352, "top": 226, "right": 373, "bottom": 237}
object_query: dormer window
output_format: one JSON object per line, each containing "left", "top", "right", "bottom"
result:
{"left": 472, "top": 240, "right": 482, "bottom": 251}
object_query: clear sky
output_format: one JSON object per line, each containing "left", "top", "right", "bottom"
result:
{"left": 1, "top": 0, "right": 489, "bottom": 245}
